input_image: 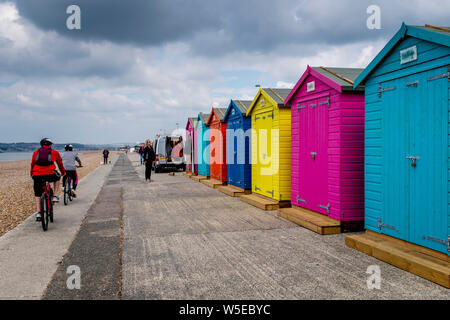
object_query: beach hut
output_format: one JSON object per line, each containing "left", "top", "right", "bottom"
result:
{"left": 241, "top": 88, "right": 292, "bottom": 210}
{"left": 280, "top": 66, "right": 365, "bottom": 233}
{"left": 185, "top": 117, "right": 196, "bottom": 174}
{"left": 195, "top": 112, "right": 211, "bottom": 180}
{"left": 193, "top": 119, "right": 198, "bottom": 175}
{"left": 345, "top": 23, "right": 450, "bottom": 286}
{"left": 222, "top": 99, "right": 252, "bottom": 191}
{"left": 205, "top": 107, "right": 228, "bottom": 185}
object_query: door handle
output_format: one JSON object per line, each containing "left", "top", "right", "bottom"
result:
{"left": 406, "top": 156, "right": 420, "bottom": 168}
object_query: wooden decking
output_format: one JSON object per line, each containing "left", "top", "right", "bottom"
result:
{"left": 240, "top": 193, "right": 291, "bottom": 211}
{"left": 278, "top": 207, "right": 342, "bottom": 235}
{"left": 346, "top": 230, "right": 450, "bottom": 288}
{"left": 201, "top": 178, "right": 225, "bottom": 189}
{"left": 190, "top": 174, "right": 209, "bottom": 182}
{"left": 218, "top": 185, "right": 252, "bottom": 197}
{"left": 182, "top": 172, "right": 193, "bottom": 177}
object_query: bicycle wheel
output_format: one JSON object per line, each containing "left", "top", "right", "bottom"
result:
{"left": 68, "top": 180, "right": 73, "bottom": 202}
{"left": 41, "top": 194, "right": 49, "bottom": 231}
{"left": 64, "top": 183, "right": 68, "bottom": 206}
{"left": 49, "top": 189, "right": 54, "bottom": 223}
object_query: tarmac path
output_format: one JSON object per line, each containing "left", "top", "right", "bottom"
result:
{"left": 122, "top": 153, "right": 450, "bottom": 299}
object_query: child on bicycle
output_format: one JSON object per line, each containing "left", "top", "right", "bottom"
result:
{"left": 61, "top": 144, "right": 82, "bottom": 198}
{"left": 30, "top": 138, "right": 66, "bottom": 221}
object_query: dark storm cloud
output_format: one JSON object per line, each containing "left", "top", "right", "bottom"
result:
{"left": 12, "top": 0, "right": 220, "bottom": 45}
{"left": 10, "top": 0, "right": 450, "bottom": 55}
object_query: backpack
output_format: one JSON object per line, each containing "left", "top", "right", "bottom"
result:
{"left": 35, "top": 147, "right": 53, "bottom": 166}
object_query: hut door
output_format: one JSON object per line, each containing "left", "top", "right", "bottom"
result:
{"left": 409, "top": 67, "right": 448, "bottom": 254}
{"left": 381, "top": 67, "right": 449, "bottom": 254}
{"left": 255, "top": 110, "right": 273, "bottom": 197}
{"left": 297, "top": 98, "right": 328, "bottom": 214}
{"left": 233, "top": 120, "right": 239, "bottom": 185}
{"left": 380, "top": 77, "right": 410, "bottom": 241}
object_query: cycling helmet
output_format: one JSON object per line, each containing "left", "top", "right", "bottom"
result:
{"left": 40, "top": 138, "right": 53, "bottom": 147}
{"left": 65, "top": 144, "right": 73, "bottom": 151}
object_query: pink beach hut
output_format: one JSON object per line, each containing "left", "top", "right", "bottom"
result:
{"left": 185, "top": 117, "right": 197, "bottom": 174}
{"left": 283, "top": 66, "right": 365, "bottom": 231}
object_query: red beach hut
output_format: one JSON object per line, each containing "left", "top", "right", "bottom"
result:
{"left": 206, "top": 107, "right": 228, "bottom": 183}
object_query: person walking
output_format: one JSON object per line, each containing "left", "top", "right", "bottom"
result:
{"left": 103, "top": 148, "right": 110, "bottom": 165}
{"left": 139, "top": 144, "right": 145, "bottom": 165}
{"left": 143, "top": 139, "right": 156, "bottom": 182}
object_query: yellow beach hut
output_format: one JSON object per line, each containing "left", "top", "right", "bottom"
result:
{"left": 241, "top": 88, "right": 292, "bottom": 210}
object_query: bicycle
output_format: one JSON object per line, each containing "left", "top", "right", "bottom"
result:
{"left": 40, "top": 181, "right": 54, "bottom": 231}
{"left": 63, "top": 165, "right": 82, "bottom": 206}
{"left": 63, "top": 176, "right": 73, "bottom": 206}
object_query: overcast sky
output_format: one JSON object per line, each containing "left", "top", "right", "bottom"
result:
{"left": 0, "top": 0, "right": 448, "bottom": 144}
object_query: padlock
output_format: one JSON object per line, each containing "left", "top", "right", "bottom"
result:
{"left": 411, "top": 161, "right": 416, "bottom": 168}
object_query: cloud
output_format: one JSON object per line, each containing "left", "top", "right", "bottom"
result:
{"left": 0, "top": 0, "right": 448, "bottom": 143}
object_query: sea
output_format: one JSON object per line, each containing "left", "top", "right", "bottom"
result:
{"left": 0, "top": 152, "right": 34, "bottom": 162}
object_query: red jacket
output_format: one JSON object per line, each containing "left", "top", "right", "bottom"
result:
{"left": 30, "top": 147, "right": 66, "bottom": 176}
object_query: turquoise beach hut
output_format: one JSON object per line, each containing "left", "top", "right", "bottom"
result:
{"left": 354, "top": 23, "right": 450, "bottom": 255}
{"left": 196, "top": 112, "right": 211, "bottom": 177}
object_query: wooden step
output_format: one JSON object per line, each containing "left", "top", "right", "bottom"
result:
{"left": 240, "top": 193, "right": 291, "bottom": 211}
{"left": 346, "top": 230, "right": 450, "bottom": 288}
{"left": 278, "top": 207, "right": 341, "bottom": 235}
{"left": 182, "top": 172, "right": 193, "bottom": 177}
{"left": 191, "top": 174, "right": 209, "bottom": 182}
{"left": 201, "top": 178, "right": 225, "bottom": 189}
{"left": 218, "top": 185, "right": 251, "bottom": 197}
{"left": 168, "top": 172, "right": 176, "bottom": 176}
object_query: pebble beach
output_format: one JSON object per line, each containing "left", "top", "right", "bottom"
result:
{"left": 0, "top": 151, "right": 117, "bottom": 237}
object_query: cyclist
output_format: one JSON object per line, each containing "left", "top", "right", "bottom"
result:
{"left": 61, "top": 144, "right": 82, "bottom": 198}
{"left": 30, "top": 138, "right": 66, "bottom": 221}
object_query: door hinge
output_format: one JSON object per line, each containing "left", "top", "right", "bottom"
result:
{"left": 297, "top": 104, "right": 306, "bottom": 111}
{"left": 268, "top": 112, "right": 273, "bottom": 118}
{"left": 266, "top": 190, "right": 274, "bottom": 196}
{"left": 427, "top": 66, "right": 450, "bottom": 82}
{"left": 318, "top": 203, "right": 330, "bottom": 214}
{"left": 406, "top": 81, "right": 419, "bottom": 87}
{"left": 319, "top": 98, "right": 330, "bottom": 106}
{"left": 378, "top": 84, "right": 396, "bottom": 98}
{"left": 377, "top": 217, "right": 399, "bottom": 232}
{"left": 254, "top": 185, "right": 261, "bottom": 192}
{"left": 310, "top": 103, "right": 317, "bottom": 108}
{"left": 254, "top": 116, "right": 260, "bottom": 121}
{"left": 296, "top": 195, "right": 306, "bottom": 204}
{"left": 425, "top": 235, "right": 450, "bottom": 251}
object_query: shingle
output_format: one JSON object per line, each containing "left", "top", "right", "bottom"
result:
{"left": 262, "top": 88, "right": 292, "bottom": 105}
{"left": 232, "top": 100, "right": 252, "bottom": 114}
{"left": 312, "top": 67, "right": 365, "bottom": 91}
{"left": 215, "top": 108, "right": 228, "bottom": 121}
{"left": 415, "top": 25, "right": 450, "bottom": 36}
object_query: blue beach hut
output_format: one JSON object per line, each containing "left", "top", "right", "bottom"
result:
{"left": 223, "top": 99, "right": 252, "bottom": 190}
{"left": 196, "top": 112, "right": 211, "bottom": 177}
{"left": 353, "top": 23, "right": 450, "bottom": 255}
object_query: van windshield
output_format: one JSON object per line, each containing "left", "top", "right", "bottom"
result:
{"left": 156, "top": 136, "right": 183, "bottom": 157}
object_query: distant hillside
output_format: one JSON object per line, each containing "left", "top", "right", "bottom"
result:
{"left": 0, "top": 142, "right": 120, "bottom": 153}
